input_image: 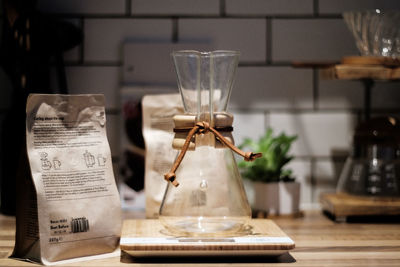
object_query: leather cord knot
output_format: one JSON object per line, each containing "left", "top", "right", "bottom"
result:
{"left": 164, "top": 172, "right": 179, "bottom": 187}
{"left": 196, "top": 121, "right": 210, "bottom": 134}
{"left": 164, "top": 120, "right": 262, "bottom": 187}
{"left": 244, "top": 152, "right": 262, "bottom": 162}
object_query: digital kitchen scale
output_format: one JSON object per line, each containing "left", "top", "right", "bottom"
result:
{"left": 120, "top": 219, "right": 295, "bottom": 257}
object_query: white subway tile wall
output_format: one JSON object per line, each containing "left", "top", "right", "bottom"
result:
{"left": 123, "top": 43, "right": 177, "bottom": 85}
{"left": 313, "top": 159, "right": 346, "bottom": 201}
{"left": 231, "top": 67, "right": 313, "bottom": 110}
{"left": 226, "top": 0, "right": 314, "bottom": 16}
{"left": 178, "top": 19, "right": 267, "bottom": 62}
{"left": 287, "top": 160, "right": 313, "bottom": 207}
{"left": 272, "top": 19, "right": 359, "bottom": 62}
{"left": 318, "top": 79, "right": 364, "bottom": 109}
{"left": 84, "top": 19, "right": 173, "bottom": 62}
{"left": 1, "top": 0, "right": 400, "bottom": 207}
{"left": 231, "top": 111, "right": 266, "bottom": 146}
{"left": 37, "top": 0, "right": 126, "bottom": 15}
{"left": 123, "top": 43, "right": 213, "bottom": 85}
{"left": 131, "top": 0, "right": 220, "bottom": 15}
{"left": 371, "top": 82, "right": 400, "bottom": 109}
{"left": 319, "top": 0, "right": 400, "bottom": 14}
{"left": 268, "top": 112, "right": 356, "bottom": 157}
{"left": 66, "top": 66, "right": 121, "bottom": 109}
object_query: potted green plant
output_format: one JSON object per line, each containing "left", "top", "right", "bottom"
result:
{"left": 238, "top": 128, "right": 300, "bottom": 215}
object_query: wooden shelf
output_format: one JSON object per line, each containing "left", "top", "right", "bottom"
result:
{"left": 320, "top": 192, "right": 400, "bottom": 222}
{"left": 292, "top": 56, "right": 400, "bottom": 120}
{"left": 293, "top": 56, "right": 400, "bottom": 81}
{"left": 321, "top": 64, "right": 400, "bottom": 80}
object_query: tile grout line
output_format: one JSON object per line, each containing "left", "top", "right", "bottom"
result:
{"left": 219, "top": 0, "right": 226, "bottom": 17}
{"left": 266, "top": 18, "right": 272, "bottom": 64}
{"left": 172, "top": 17, "right": 179, "bottom": 43}
{"left": 313, "top": 0, "right": 319, "bottom": 17}
{"left": 125, "top": 0, "right": 131, "bottom": 17}
{"left": 313, "top": 68, "right": 319, "bottom": 111}
{"left": 79, "top": 18, "right": 85, "bottom": 65}
{"left": 310, "top": 157, "right": 317, "bottom": 202}
{"left": 42, "top": 14, "right": 343, "bottom": 19}
{"left": 264, "top": 110, "right": 270, "bottom": 132}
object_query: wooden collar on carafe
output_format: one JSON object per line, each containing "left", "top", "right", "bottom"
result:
{"left": 164, "top": 120, "right": 262, "bottom": 187}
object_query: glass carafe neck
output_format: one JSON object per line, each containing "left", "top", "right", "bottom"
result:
{"left": 172, "top": 50, "right": 240, "bottom": 124}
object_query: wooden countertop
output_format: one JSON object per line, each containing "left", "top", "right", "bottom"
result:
{"left": 1, "top": 210, "right": 400, "bottom": 266}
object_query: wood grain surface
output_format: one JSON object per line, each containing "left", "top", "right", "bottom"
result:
{"left": 1, "top": 210, "right": 400, "bottom": 266}
{"left": 320, "top": 64, "right": 400, "bottom": 80}
{"left": 341, "top": 56, "right": 400, "bottom": 67}
{"left": 121, "top": 219, "right": 295, "bottom": 253}
{"left": 320, "top": 193, "right": 400, "bottom": 218}
{"left": 294, "top": 56, "right": 400, "bottom": 81}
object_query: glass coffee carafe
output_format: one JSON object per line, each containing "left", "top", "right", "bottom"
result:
{"left": 337, "top": 116, "right": 400, "bottom": 196}
{"left": 159, "top": 50, "right": 252, "bottom": 237}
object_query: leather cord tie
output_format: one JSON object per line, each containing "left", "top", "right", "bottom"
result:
{"left": 164, "top": 121, "right": 262, "bottom": 187}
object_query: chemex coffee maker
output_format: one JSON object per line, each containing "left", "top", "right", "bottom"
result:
{"left": 337, "top": 116, "right": 400, "bottom": 197}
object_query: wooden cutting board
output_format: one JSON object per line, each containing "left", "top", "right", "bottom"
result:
{"left": 120, "top": 219, "right": 295, "bottom": 257}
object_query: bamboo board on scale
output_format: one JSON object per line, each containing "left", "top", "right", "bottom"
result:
{"left": 120, "top": 219, "right": 295, "bottom": 257}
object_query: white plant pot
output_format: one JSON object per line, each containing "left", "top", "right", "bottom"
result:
{"left": 243, "top": 180, "right": 300, "bottom": 215}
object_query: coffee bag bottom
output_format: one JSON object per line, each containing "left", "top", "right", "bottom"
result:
{"left": 11, "top": 94, "right": 121, "bottom": 265}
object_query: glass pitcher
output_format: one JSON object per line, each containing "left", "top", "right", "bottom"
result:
{"left": 159, "top": 50, "right": 252, "bottom": 237}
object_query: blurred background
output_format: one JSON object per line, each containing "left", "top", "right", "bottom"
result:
{"left": 1, "top": 0, "right": 400, "bottom": 213}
